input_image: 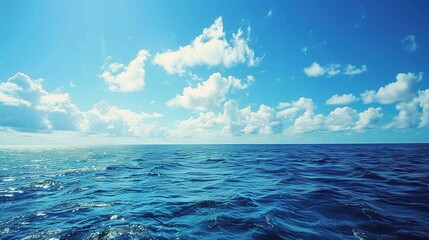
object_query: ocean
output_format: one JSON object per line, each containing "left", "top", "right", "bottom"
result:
{"left": 0, "top": 144, "right": 428, "bottom": 239}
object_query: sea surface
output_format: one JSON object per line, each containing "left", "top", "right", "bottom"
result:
{"left": 0, "top": 144, "right": 428, "bottom": 239}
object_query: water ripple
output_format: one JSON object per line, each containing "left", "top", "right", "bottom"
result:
{"left": 0, "top": 144, "right": 428, "bottom": 239}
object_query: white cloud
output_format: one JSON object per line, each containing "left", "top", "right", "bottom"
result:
{"left": 325, "top": 64, "right": 342, "bottom": 77}
{"left": 303, "top": 62, "right": 325, "bottom": 77}
{"left": 360, "top": 90, "right": 376, "bottom": 104}
{"left": 81, "top": 101, "right": 164, "bottom": 137}
{"left": 100, "top": 50, "right": 150, "bottom": 92}
{"left": 344, "top": 64, "right": 367, "bottom": 75}
{"left": 222, "top": 100, "right": 282, "bottom": 135}
{"left": 277, "top": 97, "right": 315, "bottom": 118}
{"left": 326, "top": 93, "right": 358, "bottom": 105}
{"left": 325, "top": 107, "right": 358, "bottom": 131}
{"left": 172, "top": 100, "right": 282, "bottom": 138}
{"left": 386, "top": 98, "right": 420, "bottom": 129}
{"left": 166, "top": 72, "right": 252, "bottom": 111}
{"left": 304, "top": 62, "right": 367, "bottom": 77}
{"left": 0, "top": 81, "right": 32, "bottom": 107}
{"left": 277, "top": 97, "right": 323, "bottom": 134}
{"left": 265, "top": 9, "right": 273, "bottom": 19}
{"left": 325, "top": 107, "right": 383, "bottom": 131}
{"left": 170, "top": 111, "right": 223, "bottom": 138}
{"left": 418, "top": 89, "right": 429, "bottom": 127}
{"left": 0, "top": 72, "right": 165, "bottom": 137}
{"left": 291, "top": 110, "right": 324, "bottom": 134}
{"left": 153, "top": 17, "right": 259, "bottom": 75}
{"left": 278, "top": 97, "right": 384, "bottom": 134}
{"left": 361, "top": 72, "right": 423, "bottom": 104}
{"left": 386, "top": 89, "right": 429, "bottom": 129}
{"left": 402, "top": 35, "right": 417, "bottom": 53}
{"left": 170, "top": 96, "right": 386, "bottom": 139}
{"left": 355, "top": 107, "right": 383, "bottom": 130}
{"left": 0, "top": 73, "right": 81, "bottom": 131}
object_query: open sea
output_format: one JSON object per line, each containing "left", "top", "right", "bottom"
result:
{"left": 0, "top": 144, "right": 428, "bottom": 239}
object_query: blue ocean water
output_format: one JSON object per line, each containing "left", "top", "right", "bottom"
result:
{"left": 0, "top": 144, "right": 428, "bottom": 240}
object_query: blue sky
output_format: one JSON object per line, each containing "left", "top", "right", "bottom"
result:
{"left": 1, "top": 0, "right": 428, "bottom": 144}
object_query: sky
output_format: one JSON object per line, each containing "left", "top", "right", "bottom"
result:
{"left": 1, "top": 0, "right": 429, "bottom": 144}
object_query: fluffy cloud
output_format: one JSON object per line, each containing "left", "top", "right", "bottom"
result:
{"left": 277, "top": 97, "right": 383, "bottom": 134}
{"left": 172, "top": 100, "right": 282, "bottom": 138}
{"left": 0, "top": 73, "right": 81, "bottom": 132}
{"left": 277, "top": 97, "right": 323, "bottom": 134}
{"left": 326, "top": 93, "right": 358, "bottom": 105}
{"left": 304, "top": 62, "right": 367, "bottom": 77}
{"left": 153, "top": 17, "right": 259, "bottom": 75}
{"left": 322, "top": 107, "right": 382, "bottom": 132}
{"left": 325, "top": 107, "right": 383, "bottom": 131}
{"left": 222, "top": 100, "right": 282, "bottom": 135}
{"left": 361, "top": 72, "right": 423, "bottom": 104}
{"left": 170, "top": 111, "right": 223, "bottom": 138}
{"left": 325, "top": 107, "right": 358, "bottom": 131}
{"left": 418, "top": 89, "right": 429, "bottom": 127}
{"left": 166, "top": 72, "right": 253, "bottom": 111}
{"left": 100, "top": 50, "right": 150, "bottom": 92}
{"left": 355, "top": 107, "right": 383, "bottom": 130}
{"left": 0, "top": 72, "right": 164, "bottom": 137}
{"left": 277, "top": 97, "right": 315, "bottom": 118}
{"left": 172, "top": 94, "right": 383, "bottom": 137}
{"left": 386, "top": 89, "right": 429, "bottom": 129}
{"left": 81, "top": 101, "right": 164, "bottom": 137}
{"left": 402, "top": 35, "right": 417, "bottom": 53}
{"left": 386, "top": 99, "right": 420, "bottom": 129}
{"left": 303, "top": 62, "right": 326, "bottom": 77}
{"left": 0, "top": 82, "right": 32, "bottom": 107}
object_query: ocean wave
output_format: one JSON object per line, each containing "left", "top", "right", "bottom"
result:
{"left": 0, "top": 144, "right": 428, "bottom": 239}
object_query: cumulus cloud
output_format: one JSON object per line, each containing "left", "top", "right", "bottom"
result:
{"left": 170, "top": 95, "right": 387, "bottom": 139}
{"left": 170, "top": 111, "right": 223, "bottom": 138}
{"left": 277, "top": 97, "right": 383, "bottom": 134}
{"left": 0, "top": 73, "right": 81, "bottom": 132}
{"left": 418, "top": 89, "right": 429, "bottom": 127}
{"left": 153, "top": 17, "right": 259, "bottom": 75}
{"left": 326, "top": 93, "right": 358, "bottom": 105}
{"left": 222, "top": 100, "right": 282, "bottom": 135}
{"left": 386, "top": 98, "right": 420, "bottom": 129}
{"left": 171, "top": 100, "right": 282, "bottom": 138}
{"left": 277, "top": 97, "right": 315, "bottom": 118}
{"left": 325, "top": 107, "right": 383, "bottom": 132}
{"left": 100, "top": 50, "right": 150, "bottom": 92}
{"left": 360, "top": 90, "right": 376, "bottom": 104}
{"left": 303, "top": 62, "right": 326, "bottom": 77}
{"left": 277, "top": 97, "right": 323, "bottom": 134}
{"left": 361, "top": 72, "right": 423, "bottom": 104}
{"left": 402, "top": 35, "right": 417, "bottom": 53}
{"left": 0, "top": 72, "right": 164, "bottom": 137}
{"left": 355, "top": 107, "right": 383, "bottom": 130}
{"left": 323, "top": 107, "right": 382, "bottom": 132}
{"left": 304, "top": 62, "right": 367, "bottom": 77}
{"left": 291, "top": 111, "right": 324, "bottom": 134}
{"left": 166, "top": 72, "right": 252, "bottom": 111}
{"left": 386, "top": 89, "right": 429, "bottom": 129}
{"left": 325, "top": 107, "right": 358, "bottom": 131}
{"left": 81, "top": 101, "right": 165, "bottom": 137}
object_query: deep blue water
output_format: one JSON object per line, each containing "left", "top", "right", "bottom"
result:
{"left": 0, "top": 144, "right": 428, "bottom": 240}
